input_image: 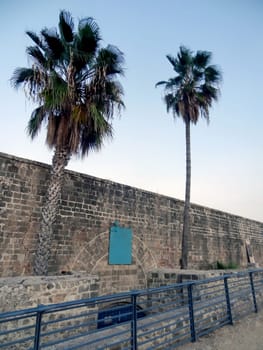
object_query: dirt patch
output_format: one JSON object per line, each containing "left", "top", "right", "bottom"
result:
{"left": 179, "top": 311, "right": 263, "bottom": 350}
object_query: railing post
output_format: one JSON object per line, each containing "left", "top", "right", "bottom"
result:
{"left": 33, "top": 305, "right": 43, "bottom": 350}
{"left": 249, "top": 272, "right": 258, "bottom": 313}
{"left": 224, "top": 277, "right": 233, "bottom": 325}
{"left": 130, "top": 291, "right": 138, "bottom": 350}
{"left": 187, "top": 283, "right": 196, "bottom": 342}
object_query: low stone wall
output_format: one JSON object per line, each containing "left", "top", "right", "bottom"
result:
{"left": 147, "top": 268, "right": 227, "bottom": 288}
{"left": 0, "top": 274, "right": 100, "bottom": 313}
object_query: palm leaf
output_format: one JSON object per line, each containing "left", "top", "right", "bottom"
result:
{"left": 155, "top": 80, "right": 168, "bottom": 87}
{"left": 11, "top": 68, "right": 35, "bottom": 88}
{"left": 193, "top": 51, "right": 211, "bottom": 69}
{"left": 205, "top": 65, "right": 222, "bottom": 84}
{"left": 80, "top": 114, "right": 113, "bottom": 156}
{"left": 76, "top": 17, "right": 100, "bottom": 54}
{"left": 42, "top": 72, "right": 68, "bottom": 109}
{"left": 27, "top": 106, "right": 47, "bottom": 139}
{"left": 41, "top": 28, "right": 64, "bottom": 60}
{"left": 26, "top": 31, "right": 45, "bottom": 50}
{"left": 178, "top": 46, "right": 193, "bottom": 66}
{"left": 26, "top": 46, "right": 47, "bottom": 68}
{"left": 59, "top": 10, "right": 74, "bottom": 43}
{"left": 96, "top": 46, "right": 124, "bottom": 76}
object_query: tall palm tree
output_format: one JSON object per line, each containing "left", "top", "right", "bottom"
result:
{"left": 11, "top": 10, "right": 124, "bottom": 275}
{"left": 156, "top": 46, "right": 221, "bottom": 269}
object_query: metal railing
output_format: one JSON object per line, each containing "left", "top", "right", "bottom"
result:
{"left": 0, "top": 269, "right": 263, "bottom": 349}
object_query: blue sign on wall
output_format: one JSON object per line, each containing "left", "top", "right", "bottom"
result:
{"left": 109, "top": 222, "right": 132, "bottom": 264}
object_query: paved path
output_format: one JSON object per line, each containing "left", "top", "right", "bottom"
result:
{"left": 178, "top": 311, "right": 263, "bottom": 350}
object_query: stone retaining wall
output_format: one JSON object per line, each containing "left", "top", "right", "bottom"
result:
{"left": 0, "top": 274, "right": 99, "bottom": 313}
{"left": 1, "top": 152, "right": 263, "bottom": 296}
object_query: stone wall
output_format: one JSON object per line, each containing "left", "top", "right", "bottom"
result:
{"left": 1, "top": 152, "right": 263, "bottom": 295}
{"left": 0, "top": 274, "right": 99, "bottom": 313}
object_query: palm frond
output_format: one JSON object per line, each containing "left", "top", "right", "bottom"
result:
{"left": 166, "top": 55, "right": 177, "bottom": 68}
{"left": 46, "top": 113, "right": 59, "bottom": 147}
{"left": 193, "top": 50, "right": 211, "bottom": 69}
{"left": 105, "top": 80, "right": 125, "bottom": 106}
{"left": 164, "top": 93, "right": 177, "bottom": 114}
{"left": 205, "top": 65, "right": 222, "bottom": 84}
{"left": 166, "top": 76, "right": 183, "bottom": 89}
{"left": 101, "top": 80, "right": 125, "bottom": 116}
{"left": 155, "top": 80, "right": 168, "bottom": 88}
{"left": 42, "top": 72, "right": 68, "bottom": 109}
{"left": 71, "top": 17, "right": 101, "bottom": 72}
{"left": 26, "top": 46, "right": 47, "bottom": 68}
{"left": 76, "top": 17, "right": 100, "bottom": 54}
{"left": 11, "top": 66, "right": 48, "bottom": 101}
{"left": 59, "top": 10, "right": 74, "bottom": 43}
{"left": 41, "top": 28, "right": 65, "bottom": 60}
{"left": 80, "top": 113, "right": 113, "bottom": 156}
{"left": 96, "top": 45, "right": 124, "bottom": 77}
{"left": 27, "top": 106, "right": 47, "bottom": 139}
{"left": 171, "top": 46, "right": 193, "bottom": 76}
{"left": 178, "top": 46, "right": 192, "bottom": 64}
{"left": 26, "top": 31, "right": 45, "bottom": 50}
{"left": 11, "top": 68, "right": 35, "bottom": 88}
{"left": 201, "top": 84, "right": 219, "bottom": 101}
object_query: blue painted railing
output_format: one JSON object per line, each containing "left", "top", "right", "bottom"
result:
{"left": 0, "top": 269, "right": 263, "bottom": 349}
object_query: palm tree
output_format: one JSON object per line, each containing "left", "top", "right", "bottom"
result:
{"left": 11, "top": 10, "right": 124, "bottom": 275}
{"left": 156, "top": 46, "right": 221, "bottom": 269}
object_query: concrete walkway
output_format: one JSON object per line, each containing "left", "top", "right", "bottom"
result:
{"left": 179, "top": 310, "right": 263, "bottom": 350}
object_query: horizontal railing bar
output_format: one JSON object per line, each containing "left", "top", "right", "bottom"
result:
{"left": 41, "top": 323, "right": 131, "bottom": 348}
{"left": 143, "top": 298, "right": 186, "bottom": 312}
{"left": 40, "top": 319, "right": 96, "bottom": 339}
{"left": 197, "top": 318, "right": 230, "bottom": 337}
{"left": 92, "top": 335, "right": 131, "bottom": 349}
{"left": 193, "top": 294, "right": 224, "bottom": 302}
{"left": 65, "top": 335, "right": 131, "bottom": 350}
{"left": 138, "top": 323, "right": 190, "bottom": 346}
{"left": 143, "top": 328, "right": 190, "bottom": 350}
{"left": 195, "top": 282, "right": 224, "bottom": 290}
{"left": 195, "top": 313, "right": 227, "bottom": 326}
{"left": 60, "top": 330, "right": 131, "bottom": 350}
{"left": 229, "top": 282, "right": 251, "bottom": 289}
{"left": 0, "top": 334, "right": 34, "bottom": 348}
{"left": 194, "top": 307, "right": 226, "bottom": 318}
{"left": 41, "top": 311, "right": 97, "bottom": 326}
{"left": 143, "top": 301, "right": 188, "bottom": 314}
{"left": 229, "top": 290, "right": 253, "bottom": 300}
{"left": 136, "top": 310, "right": 189, "bottom": 331}
{"left": 161, "top": 337, "right": 191, "bottom": 350}
{"left": 0, "top": 322, "right": 35, "bottom": 336}
{"left": 193, "top": 297, "right": 226, "bottom": 310}
{"left": 145, "top": 293, "right": 185, "bottom": 303}
{"left": 138, "top": 316, "right": 189, "bottom": 336}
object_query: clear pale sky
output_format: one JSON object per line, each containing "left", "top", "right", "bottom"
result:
{"left": 1, "top": 0, "right": 263, "bottom": 222}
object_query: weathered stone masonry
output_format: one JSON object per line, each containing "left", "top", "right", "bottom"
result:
{"left": 1, "top": 152, "right": 263, "bottom": 295}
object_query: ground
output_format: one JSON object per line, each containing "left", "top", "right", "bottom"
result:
{"left": 179, "top": 310, "right": 263, "bottom": 350}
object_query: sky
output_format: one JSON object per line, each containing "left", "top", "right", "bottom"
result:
{"left": 0, "top": 0, "right": 263, "bottom": 222}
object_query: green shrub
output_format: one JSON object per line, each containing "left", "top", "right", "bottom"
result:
{"left": 216, "top": 261, "right": 238, "bottom": 270}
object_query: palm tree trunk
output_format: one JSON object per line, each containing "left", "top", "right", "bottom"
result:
{"left": 33, "top": 146, "right": 70, "bottom": 275}
{"left": 181, "top": 118, "right": 191, "bottom": 269}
